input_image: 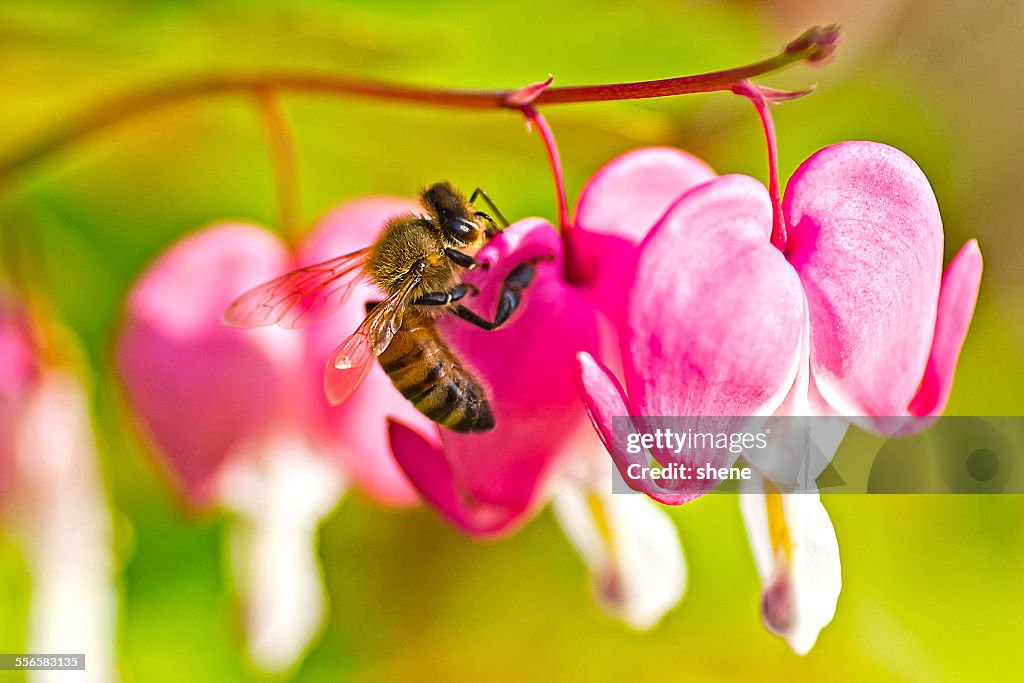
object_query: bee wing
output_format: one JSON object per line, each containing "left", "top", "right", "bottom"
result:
{"left": 223, "top": 248, "right": 372, "bottom": 329}
{"left": 323, "top": 272, "right": 421, "bottom": 406}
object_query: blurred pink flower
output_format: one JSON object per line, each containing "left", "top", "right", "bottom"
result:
{"left": 116, "top": 198, "right": 438, "bottom": 671}
{"left": 118, "top": 198, "right": 436, "bottom": 508}
{"left": 574, "top": 142, "right": 983, "bottom": 501}
{"left": 388, "top": 219, "right": 601, "bottom": 537}
{"left": 1, "top": 297, "right": 118, "bottom": 683}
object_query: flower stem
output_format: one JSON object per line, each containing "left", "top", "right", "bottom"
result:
{"left": 0, "top": 25, "right": 839, "bottom": 192}
{"left": 529, "top": 25, "right": 838, "bottom": 105}
{"left": 253, "top": 89, "right": 301, "bottom": 244}
{"left": 520, "top": 105, "right": 569, "bottom": 233}
{"left": 733, "top": 80, "right": 787, "bottom": 251}
{"left": 0, "top": 213, "right": 59, "bottom": 363}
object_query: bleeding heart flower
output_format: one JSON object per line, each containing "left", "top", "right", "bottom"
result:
{"left": 116, "top": 198, "right": 436, "bottom": 671}
{"left": 575, "top": 141, "right": 982, "bottom": 498}
{"left": 388, "top": 219, "right": 601, "bottom": 537}
{"left": 1, "top": 297, "right": 118, "bottom": 683}
{"left": 571, "top": 141, "right": 981, "bottom": 653}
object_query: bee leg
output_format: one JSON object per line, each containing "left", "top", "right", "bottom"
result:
{"left": 412, "top": 283, "right": 472, "bottom": 307}
{"left": 452, "top": 261, "right": 537, "bottom": 331}
{"left": 475, "top": 212, "right": 502, "bottom": 238}
{"left": 445, "top": 248, "right": 490, "bottom": 271}
{"left": 469, "top": 188, "right": 509, "bottom": 228}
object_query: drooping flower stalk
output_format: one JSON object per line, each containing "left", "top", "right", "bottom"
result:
{"left": 2, "top": 227, "right": 120, "bottom": 683}
{"left": 516, "top": 76, "right": 812, "bottom": 269}
{"left": 732, "top": 80, "right": 787, "bottom": 251}
{"left": 253, "top": 88, "right": 302, "bottom": 244}
{"left": 0, "top": 26, "right": 839, "bottom": 190}
{"left": 520, "top": 104, "right": 569, "bottom": 232}
{"left": 531, "top": 25, "right": 837, "bottom": 105}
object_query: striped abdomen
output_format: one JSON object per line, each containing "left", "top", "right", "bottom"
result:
{"left": 378, "top": 313, "right": 495, "bottom": 433}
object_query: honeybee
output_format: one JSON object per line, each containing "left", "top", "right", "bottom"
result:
{"left": 223, "top": 182, "right": 541, "bottom": 433}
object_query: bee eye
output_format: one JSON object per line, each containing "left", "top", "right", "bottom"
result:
{"left": 445, "top": 218, "right": 478, "bottom": 243}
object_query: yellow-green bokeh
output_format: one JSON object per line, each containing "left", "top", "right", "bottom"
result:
{"left": 1, "top": 1, "right": 1022, "bottom": 681}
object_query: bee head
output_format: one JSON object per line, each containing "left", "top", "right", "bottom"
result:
{"left": 422, "top": 182, "right": 482, "bottom": 246}
{"left": 440, "top": 216, "right": 482, "bottom": 246}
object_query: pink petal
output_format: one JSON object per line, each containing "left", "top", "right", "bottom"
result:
{"left": 595, "top": 175, "right": 805, "bottom": 502}
{"left": 388, "top": 419, "right": 525, "bottom": 536}
{"left": 784, "top": 142, "right": 945, "bottom": 419}
{"left": 299, "top": 198, "right": 431, "bottom": 506}
{"left": 625, "top": 174, "right": 804, "bottom": 417}
{"left": 575, "top": 352, "right": 695, "bottom": 505}
{"left": 574, "top": 147, "right": 717, "bottom": 249}
{"left": 117, "top": 224, "right": 303, "bottom": 506}
{"left": 568, "top": 147, "right": 716, "bottom": 318}
{"left": 907, "top": 239, "right": 983, "bottom": 416}
{"left": 389, "top": 219, "right": 600, "bottom": 534}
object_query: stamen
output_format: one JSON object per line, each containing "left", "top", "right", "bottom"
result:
{"left": 764, "top": 483, "right": 793, "bottom": 561}
{"left": 586, "top": 492, "right": 616, "bottom": 551}
{"left": 761, "top": 486, "right": 796, "bottom": 632}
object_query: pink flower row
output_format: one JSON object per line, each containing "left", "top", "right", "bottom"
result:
{"left": 116, "top": 140, "right": 981, "bottom": 529}
{"left": 2, "top": 138, "right": 983, "bottom": 659}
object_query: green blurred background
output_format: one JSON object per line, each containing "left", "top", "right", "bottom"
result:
{"left": 1, "top": 0, "right": 1022, "bottom": 681}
